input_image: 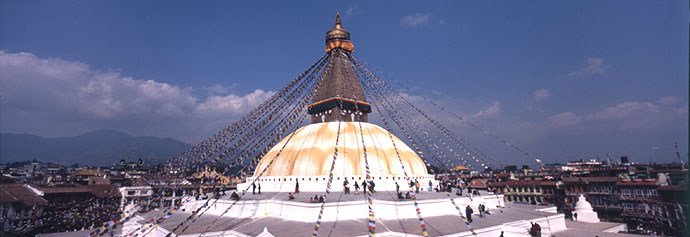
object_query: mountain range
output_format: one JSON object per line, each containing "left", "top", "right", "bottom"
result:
{"left": 0, "top": 130, "right": 191, "bottom": 166}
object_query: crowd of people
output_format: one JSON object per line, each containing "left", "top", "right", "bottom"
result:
{"left": 342, "top": 179, "right": 377, "bottom": 195}
{"left": 4, "top": 197, "right": 121, "bottom": 236}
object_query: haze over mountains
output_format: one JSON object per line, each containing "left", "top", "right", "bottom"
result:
{"left": 1, "top": 130, "right": 191, "bottom": 166}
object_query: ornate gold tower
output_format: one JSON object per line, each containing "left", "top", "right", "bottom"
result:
{"left": 308, "top": 13, "right": 371, "bottom": 124}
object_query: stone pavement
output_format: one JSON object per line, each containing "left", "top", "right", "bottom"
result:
{"left": 551, "top": 220, "right": 642, "bottom": 237}
{"left": 221, "top": 190, "right": 497, "bottom": 203}
{"left": 153, "top": 202, "right": 558, "bottom": 236}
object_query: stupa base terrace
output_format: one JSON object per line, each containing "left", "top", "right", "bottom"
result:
{"left": 59, "top": 190, "right": 630, "bottom": 237}
{"left": 238, "top": 175, "right": 437, "bottom": 192}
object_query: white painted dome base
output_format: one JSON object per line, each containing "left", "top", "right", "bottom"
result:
{"left": 252, "top": 122, "right": 430, "bottom": 177}
{"left": 239, "top": 174, "right": 436, "bottom": 192}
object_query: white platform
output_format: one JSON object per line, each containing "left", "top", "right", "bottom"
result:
{"left": 126, "top": 197, "right": 577, "bottom": 237}
{"left": 238, "top": 174, "right": 437, "bottom": 192}
{"left": 181, "top": 193, "right": 502, "bottom": 222}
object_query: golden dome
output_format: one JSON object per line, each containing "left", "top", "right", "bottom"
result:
{"left": 253, "top": 122, "right": 429, "bottom": 177}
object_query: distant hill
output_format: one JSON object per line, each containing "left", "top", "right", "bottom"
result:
{"left": 0, "top": 130, "right": 191, "bottom": 166}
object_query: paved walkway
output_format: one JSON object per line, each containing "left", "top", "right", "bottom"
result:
{"left": 552, "top": 220, "right": 642, "bottom": 237}
{"left": 153, "top": 202, "right": 558, "bottom": 236}
{"left": 221, "top": 190, "right": 496, "bottom": 203}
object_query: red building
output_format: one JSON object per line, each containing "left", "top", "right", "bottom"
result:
{"left": 562, "top": 176, "right": 621, "bottom": 221}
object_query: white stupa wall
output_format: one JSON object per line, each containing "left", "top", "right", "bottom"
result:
{"left": 238, "top": 174, "right": 437, "bottom": 192}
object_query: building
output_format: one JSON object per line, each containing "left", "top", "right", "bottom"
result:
{"left": 147, "top": 175, "right": 195, "bottom": 208}
{"left": 657, "top": 185, "right": 688, "bottom": 235}
{"left": 0, "top": 184, "right": 47, "bottom": 234}
{"left": 32, "top": 184, "right": 92, "bottom": 204}
{"left": 489, "top": 180, "right": 555, "bottom": 205}
{"left": 72, "top": 168, "right": 107, "bottom": 185}
{"left": 119, "top": 178, "right": 152, "bottom": 210}
{"left": 617, "top": 178, "right": 664, "bottom": 234}
{"left": 562, "top": 176, "right": 622, "bottom": 221}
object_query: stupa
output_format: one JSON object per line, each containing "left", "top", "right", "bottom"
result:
{"left": 574, "top": 194, "right": 601, "bottom": 223}
{"left": 240, "top": 13, "right": 435, "bottom": 192}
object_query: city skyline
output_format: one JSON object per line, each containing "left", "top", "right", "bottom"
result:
{"left": 1, "top": 0, "right": 687, "bottom": 165}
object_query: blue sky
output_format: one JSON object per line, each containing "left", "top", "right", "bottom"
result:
{"left": 1, "top": 0, "right": 687, "bottom": 166}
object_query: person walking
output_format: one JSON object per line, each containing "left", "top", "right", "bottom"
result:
{"left": 252, "top": 183, "right": 256, "bottom": 195}
{"left": 479, "top": 204, "right": 485, "bottom": 218}
{"left": 529, "top": 222, "right": 537, "bottom": 236}
{"left": 362, "top": 180, "right": 367, "bottom": 194}
{"left": 465, "top": 205, "right": 474, "bottom": 223}
{"left": 395, "top": 182, "right": 400, "bottom": 195}
{"left": 415, "top": 180, "right": 420, "bottom": 193}
{"left": 295, "top": 180, "right": 300, "bottom": 193}
{"left": 354, "top": 181, "right": 360, "bottom": 194}
{"left": 343, "top": 178, "right": 350, "bottom": 194}
{"left": 428, "top": 180, "right": 433, "bottom": 192}
{"left": 258, "top": 183, "right": 261, "bottom": 194}
{"left": 573, "top": 212, "right": 578, "bottom": 222}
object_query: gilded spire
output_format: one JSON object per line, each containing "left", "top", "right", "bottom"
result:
{"left": 333, "top": 12, "right": 343, "bottom": 30}
{"left": 325, "top": 12, "right": 354, "bottom": 52}
{"left": 310, "top": 13, "right": 368, "bottom": 123}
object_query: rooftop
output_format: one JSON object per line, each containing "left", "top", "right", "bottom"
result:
{"left": 0, "top": 184, "right": 48, "bottom": 206}
{"left": 562, "top": 176, "right": 620, "bottom": 183}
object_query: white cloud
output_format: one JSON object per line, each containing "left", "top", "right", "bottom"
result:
{"left": 344, "top": 6, "right": 361, "bottom": 16}
{"left": 583, "top": 102, "right": 658, "bottom": 122}
{"left": 565, "top": 58, "right": 611, "bottom": 80}
{"left": 546, "top": 112, "right": 582, "bottom": 128}
{"left": 546, "top": 99, "right": 686, "bottom": 129}
{"left": 203, "top": 83, "right": 236, "bottom": 95}
{"left": 534, "top": 89, "right": 550, "bottom": 102}
{"left": 400, "top": 13, "right": 433, "bottom": 27}
{"left": 658, "top": 96, "right": 680, "bottom": 105}
{"left": 469, "top": 101, "right": 501, "bottom": 119}
{"left": 195, "top": 89, "right": 273, "bottom": 117}
{"left": 0, "top": 51, "right": 273, "bottom": 143}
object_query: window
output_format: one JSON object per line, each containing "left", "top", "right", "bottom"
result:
{"left": 637, "top": 203, "right": 645, "bottom": 211}
{"left": 651, "top": 204, "right": 660, "bottom": 215}
{"left": 621, "top": 188, "right": 632, "bottom": 196}
{"left": 634, "top": 188, "right": 645, "bottom": 197}
{"left": 127, "top": 191, "right": 135, "bottom": 195}
{"left": 647, "top": 189, "right": 658, "bottom": 197}
{"left": 623, "top": 203, "right": 634, "bottom": 210}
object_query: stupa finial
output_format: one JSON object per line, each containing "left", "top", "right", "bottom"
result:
{"left": 333, "top": 12, "right": 342, "bottom": 29}
{"left": 326, "top": 12, "right": 351, "bottom": 45}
